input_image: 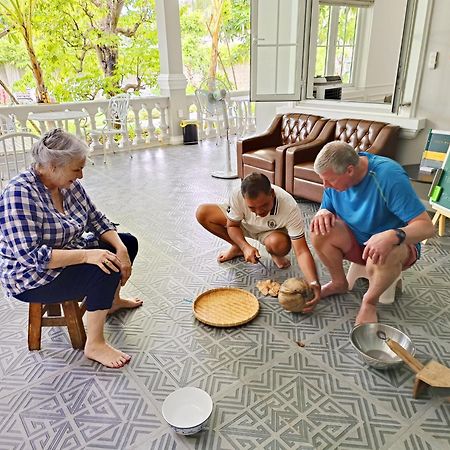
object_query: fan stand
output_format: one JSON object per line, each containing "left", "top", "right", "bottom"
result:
{"left": 211, "top": 99, "right": 238, "bottom": 179}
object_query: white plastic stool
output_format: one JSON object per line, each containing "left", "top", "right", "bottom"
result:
{"left": 346, "top": 262, "right": 402, "bottom": 305}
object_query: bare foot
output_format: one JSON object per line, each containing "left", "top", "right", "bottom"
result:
{"left": 355, "top": 302, "right": 378, "bottom": 325}
{"left": 85, "top": 341, "right": 131, "bottom": 368}
{"left": 217, "top": 245, "right": 243, "bottom": 263}
{"left": 109, "top": 297, "right": 143, "bottom": 314}
{"left": 320, "top": 280, "right": 349, "bottom": 298}
{"left": 271, "top": 255, "right": 291, "bottom": 269}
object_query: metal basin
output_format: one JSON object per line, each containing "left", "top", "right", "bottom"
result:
{"left": 349, "top": 323, "right": 415, "bottom": 370}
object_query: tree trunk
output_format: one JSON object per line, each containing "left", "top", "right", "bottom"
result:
{"left": 0, "top": 78, "right": 18, "bottom": 104}
{"left": 96, "top": 44, "right": 119, "bottom": 78}
{"left": 22, "top": 28, "right": 49, "bottom": 103}
{"left": 93, "top": 0, "right": 125, "bottom": 93}
{"left": 208, "top": 0, "right": 224, "bottom": 80}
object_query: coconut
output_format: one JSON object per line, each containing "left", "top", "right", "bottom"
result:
{"left": 278, "top": 278, "right": 314, "bottom": 312}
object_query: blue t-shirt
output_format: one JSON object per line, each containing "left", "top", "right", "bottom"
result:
{"left": 321, "top": 153, "right": 425, "bottom": 245}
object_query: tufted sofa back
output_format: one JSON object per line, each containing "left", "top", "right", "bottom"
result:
{"left": 334, "top": 119, "right": 394, "bottom": 153}
{"left": 281, "top": 114, "right": 325, "bottom": 145}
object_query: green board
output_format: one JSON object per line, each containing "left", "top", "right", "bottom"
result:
{"left": 429, "top": 149, "right": 450, "bottom": 215}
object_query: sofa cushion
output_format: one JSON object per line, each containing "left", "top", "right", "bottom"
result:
{"left": 294, "top": 162, "right": 322, "bottom": 183}
{"left": 242, "top": 148, "right": 277, "bottom": 171}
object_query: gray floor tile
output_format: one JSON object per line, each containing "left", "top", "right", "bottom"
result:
{"left": 1, "top": 141, "right": 449, "bottom": 449}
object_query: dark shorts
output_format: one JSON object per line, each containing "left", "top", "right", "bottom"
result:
{"left": 16, "top": 233, "right": 138, "bottom": 311}
{"left": 344, "top": 230, "right": 418, "bottom": 269}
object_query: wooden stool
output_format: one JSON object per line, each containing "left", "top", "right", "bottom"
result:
{"left": 28, "top": 299, "right": 87, "bottom": 350}
{"left": 346, "top": 263, "right": 403, "bottom": 305}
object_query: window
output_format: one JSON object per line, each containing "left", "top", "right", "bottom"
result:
{"left": 315, "top": 5, "right": 359, "bottom": 84}
{"left": 250, "top": 0, "right": 432, "bottom": 116}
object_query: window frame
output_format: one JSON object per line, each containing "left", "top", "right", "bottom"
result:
{"left": 250, "top": 0, "right": 433, "bottom": 119}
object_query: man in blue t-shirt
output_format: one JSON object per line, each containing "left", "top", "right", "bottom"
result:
{"left": 309, "top": 141, "right": 435, "bottom": 324}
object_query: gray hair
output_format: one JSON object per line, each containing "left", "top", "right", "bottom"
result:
{"left": 32, "top": 128, "right": 90, "bottom": 168}
{"left": 314, "top": 141, "right": 360, "bottom": 175}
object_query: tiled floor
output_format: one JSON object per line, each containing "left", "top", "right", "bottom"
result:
{"left": 0, "top": 140, "right": 449, "bottom": 450}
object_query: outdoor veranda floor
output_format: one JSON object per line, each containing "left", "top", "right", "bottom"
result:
{"left": 0, "top": 139, "right": 449, "bottom": 450}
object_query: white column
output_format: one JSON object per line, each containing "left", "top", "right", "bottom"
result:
{"left": 155, "top": 0, "right": 189, "bottom": 145}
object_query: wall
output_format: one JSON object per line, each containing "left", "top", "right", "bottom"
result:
{"left": 363, "top": 0, "right": 406, "bottom": 93}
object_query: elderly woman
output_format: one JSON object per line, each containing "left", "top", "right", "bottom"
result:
{"left": 0, "top": 128, "right": 142, "bottom": 368}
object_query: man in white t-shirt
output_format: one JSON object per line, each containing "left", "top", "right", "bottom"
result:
{"left": 196, "top": 172, "right": 321, "bottom": 310}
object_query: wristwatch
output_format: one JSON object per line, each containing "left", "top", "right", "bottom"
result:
{"left": 309, "top": 280, "right": 320, "bottom": 288}
{"left": 394, "top": 228, "right": 406, "bottom": 245}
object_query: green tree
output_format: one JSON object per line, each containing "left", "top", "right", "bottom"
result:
{"left": 1, "top": 0, "right": 158, "bottom": 101}
{"left": 0, "top": 0, "right": 50, "bottom": 102}
{"left": 180, "top": 0, "right": 250, "bottom": 91}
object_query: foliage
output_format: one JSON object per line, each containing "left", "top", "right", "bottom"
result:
{"left": 0, "top": 0, "right": 250, "bottom": 101}
{"left": 180, "top": 0, "right": 250, "bottom": 92}
{"left": 0, "top": 0, "right": 158, "bottom": 101}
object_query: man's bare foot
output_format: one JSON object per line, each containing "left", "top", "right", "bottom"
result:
{"left": 85, "top": 341, "right": 131, "bottom": 368}
{"left": 320, "top": 280, "right": 349, "bottom": 298}
{"left": 109, "top": 297, "right": 143, "bottom": 314}
{"left": 217, "top": 245, "right": 243, "bottom": 263}
{"left": 355, "top": 301, "right": 378, "bottom": 325}
{"left": 271, "top": 255, "right": 291, "bottom": 269}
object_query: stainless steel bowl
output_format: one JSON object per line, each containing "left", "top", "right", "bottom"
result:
{"left": 349, "top": 323, "right": 415, "bottom": 370}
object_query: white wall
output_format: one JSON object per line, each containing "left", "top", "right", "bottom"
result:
{"left": 362, "top": 0, "right": 406, "bottom": 92}
{"left": 396, "top": 0, "right": 450, "bottom": 164}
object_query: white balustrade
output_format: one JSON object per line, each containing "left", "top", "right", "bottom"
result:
{"left": 0, "top": 91, "right": 253, "bottom": 156}
{"left": 187, "top": 91, "right": 255, "bottom": 141}
{"left": 0, "top": 96, "right": 170, "bottom": 157}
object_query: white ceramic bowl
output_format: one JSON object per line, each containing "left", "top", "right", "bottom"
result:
{"left": 162, "top": 387, "right": 213, "bottom": 435}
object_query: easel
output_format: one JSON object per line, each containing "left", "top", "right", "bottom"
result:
{"left": 427, "top": 148, "right": 450, "bottom": 242}
{"left": 431, "top": 204, "right": 448, "bottom": 237}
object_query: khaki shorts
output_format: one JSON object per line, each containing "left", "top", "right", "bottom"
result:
{"left": 218, "top": 204, "right": 288, "bottom": 244}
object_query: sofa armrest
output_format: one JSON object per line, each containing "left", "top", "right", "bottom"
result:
{"left": 366, "top": 124, "right": 400, "bottom": 159}
{"left": 237, "top": 114, "right": 283, "bottom": 152}
{"left": 237, "top": 114, "right": 284, "bottom": 178}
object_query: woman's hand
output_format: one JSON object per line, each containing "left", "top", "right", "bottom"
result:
{"left": 84, "top": 249, "right": 121, "bottom": 274}
{"left": 116, "top": 246, "right": 132, "bottom": 286}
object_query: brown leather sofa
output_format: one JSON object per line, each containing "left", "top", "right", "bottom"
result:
{"left": 236, "top": 113, "right": 328, "bottom": 188}
{"left": 285, "top": 118, "right": 400, "bottom": 203}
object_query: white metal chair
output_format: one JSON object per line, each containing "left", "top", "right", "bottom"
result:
{"left": 0, "top": 113, "right": 16, "bottom": 135}
{"left": 0, "top": 132, "right": 39, "bottom": 190}
{"left": 90, "top": 94, "right": 130, "bottom": 163}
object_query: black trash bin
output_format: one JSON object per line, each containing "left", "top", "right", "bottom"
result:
{"left": 180, "top": 120, "right": 199, "bottom": 145}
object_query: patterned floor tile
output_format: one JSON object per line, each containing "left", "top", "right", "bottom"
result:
{"left": 0, "top": 367, "right": 164, "bottom": 449}
{"left": 1, "top": 143, "right": 449, "bottom": 448}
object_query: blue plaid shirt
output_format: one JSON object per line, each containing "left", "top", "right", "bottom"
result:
{"left": 0, "top": 168, "right": 116, "bottom": 298}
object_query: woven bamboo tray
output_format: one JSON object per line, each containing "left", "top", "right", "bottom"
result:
{"left": 193, "top": 288, "right": 260, "bottom": 327}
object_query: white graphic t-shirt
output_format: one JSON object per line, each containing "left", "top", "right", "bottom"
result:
{"left": 227, "top": 185, "right": 305, "bottom": 240}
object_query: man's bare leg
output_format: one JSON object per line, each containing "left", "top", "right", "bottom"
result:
{"left": 355, "top": 245, "right": 408, "bottom": 325}
{"left": 84, "top": 309, "right": 131, "bottom": 368}
{"left": 264, "top": 232, "right": 291, "bottom": 269}
{"left": 311, "top": 220, "right": 353, "bottom": 297}
{"left": 196, "top": 203, "right": 243, "bottom": 262}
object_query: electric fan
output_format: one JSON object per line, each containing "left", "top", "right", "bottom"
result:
{"left": 195, "top": 78, "right": 238, "bottom": 179}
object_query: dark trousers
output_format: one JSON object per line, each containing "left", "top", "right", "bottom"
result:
{"left": 16, "top": 233, "right": 138, "bottom": 311}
